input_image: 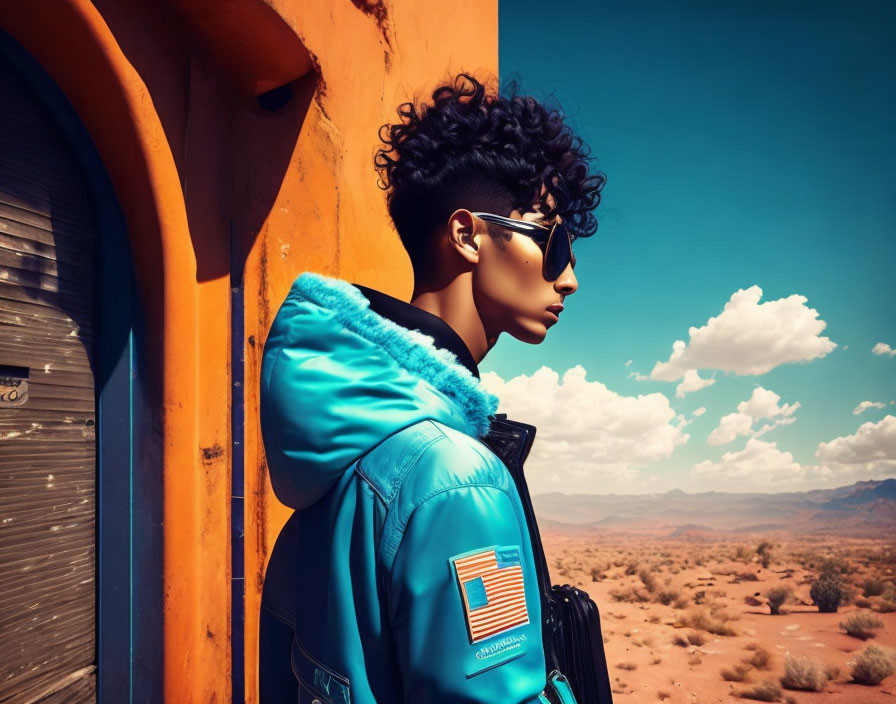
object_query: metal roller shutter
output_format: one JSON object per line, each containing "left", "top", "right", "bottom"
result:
{"left": 0, "top": 52, "right": 97, "bottom": 703}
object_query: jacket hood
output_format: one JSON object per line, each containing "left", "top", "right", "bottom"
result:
{"left": 260, "top": 271, "right": 500, "bottom": 510}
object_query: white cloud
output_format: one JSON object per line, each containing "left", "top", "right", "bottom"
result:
{"left": 707, "top": 412, "right": 754, "bottom": 446}
{"left": 815, "top": 415, "right": 896, "bottom": 475}
{"left": 753, "top": 417, "right": 797, "bottom": 438}
{"left": 693, "top": 407, "right": 706, "bottom": 417}
{"left": 650, "top": 286, "right": 836, "bottom": 381}
{"left": 737, "top": 386, "right": 800, "bottom": 420}
{"left": 627, "top": 370, "right": 650, "bottom": 382}
{"left": 872, "top": 342, "right": 896, "bottom": 357}
{"left": 854, "top": 401, "right": 886, "bottom": 416}
{"left": 696, "top": 415, "right": 896, "bottom": 490}
{"left": 707, "top": 387, "right": 800, "bottom": 446}
{"left": 625, "top": 359, "right": 633, "bottom": 367}
{"left": 693, "top": 438, "right": 804, "bottom": 486}
{"left": 481, "top": 365, "right": 689, "bottom": 494}
{"left": 675, "top": 369, "right": 716, "bottom": 398}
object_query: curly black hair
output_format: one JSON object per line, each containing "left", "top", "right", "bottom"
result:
{"left": 374, "top": 72, "right": 606, "bottom": 271}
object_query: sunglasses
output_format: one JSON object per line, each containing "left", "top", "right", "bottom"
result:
{"left": 472, "top": 212, "right": 576, "bottom": 282}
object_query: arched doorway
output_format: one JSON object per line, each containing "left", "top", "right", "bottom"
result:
{"left": 0, "top": 31, "right": 147, "bottom": 702}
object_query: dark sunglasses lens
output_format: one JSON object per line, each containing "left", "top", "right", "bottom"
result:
{"left": 544, "top": 223, "right": 572, "bottom": 281}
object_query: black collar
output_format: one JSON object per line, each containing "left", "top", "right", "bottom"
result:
{"left": 351, "top": 284, "right": 480, "bottom": 379}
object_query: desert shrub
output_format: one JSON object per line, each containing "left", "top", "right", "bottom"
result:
{"left": 639, "top": 569, "right": 658, "bottom": 593}
{"left": 840, "top": 611, "right": 884, "bottom": 640}
{"left": 686, "top": 631, "right": 706, "bottom": 646}
{"left": 883, "top": 585, "right": 896, "bottom": 601}
{"left": 721, "top": 664, "right": 751, "bottom": 682}
{"left": 818, "top": 556, "right": 851, "bottom": 577}
{"left": 873, "top": 584, "right": 896, "bottom": 612}
{"left": 734, "top": 545, "right": 754, "bottom": 563}
{"left": 855, "top": 597, "right": 872, "bottom": 608}
{"left": 673, "top": 593, "right": 690, "bottom": 609}
{"left": 851, "top": 644, "right": 896, "bottom": 685}
{"left": 616, "top": 661, "right": 637, "bottom": 671}
{"left": 863, "top": 576, "right": 888, "bottom": 597}
{"left": 780, "top": 655, "right": 827, "bottom": 691}
{"left": 737, "top": 679, "right": 782, "bottom": 701}
{"left": 625, "top": 561, "right": 638, "bottom": 576}
{"left": 672, "top": 634, "right": 688, "bottom": 647}
{"left": 876, "top": 599, "right": 896, "bottom": 613}
{"left": 590, "top": 566, "right": 606, "bottom": 582}
{"left": 756, "top": 541, "right": 774, "bottom": 568}
{"left": 736, "top": 571, "right": 760, "bottom": 582}
{"left": 824, "top": 664, "right": 840, "bottom": 682}
{"left": 744, "top": 646, "right": 772, "bottom": 671}
{"left": 676, "top": 607, "right": 737, "bottom": 636}
{"left": 610, "top": 585, "right": 650, "bottom": 603}
{"left": 810, "top": 574, "right": 846, "bottom": 613}
{"left": 688, "top": 654, "right": 702, "bottom": 666}
{"left": 657, "top": 588, "right": 679, "bottom": 606}
{"left": 657, "top": 691, "right": 671, "bottom": 701}
{"left": 650, "top": 655, "right": 662, "bottom": 665}
{"left": 766, "top": 586, "right": 791, "bottom": 615}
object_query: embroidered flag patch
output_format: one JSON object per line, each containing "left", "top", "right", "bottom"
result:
{"left": 450, "top": 545, "right": 529, "bottom": 643}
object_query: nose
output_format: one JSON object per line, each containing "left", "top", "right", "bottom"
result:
{"left": 554, "top": 261, "right": 577, "bottom": 295}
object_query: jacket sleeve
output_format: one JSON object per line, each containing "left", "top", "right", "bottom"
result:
{"left": 387, "top": 483, "right": 549, "bottom": 703}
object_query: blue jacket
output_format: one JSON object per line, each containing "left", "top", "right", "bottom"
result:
{"left": 259, "top": 271, "right": 577, "bottom": 704}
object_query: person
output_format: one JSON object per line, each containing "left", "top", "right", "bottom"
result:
{"left": 258, "top": 72, "right": 605, "bottom": 703}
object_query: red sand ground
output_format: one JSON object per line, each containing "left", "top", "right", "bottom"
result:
{"left": 541, "top": 531, "right": 896, "bottom": 703}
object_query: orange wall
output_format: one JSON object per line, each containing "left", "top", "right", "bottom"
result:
{"left": 0, "top": 0, "right": 497, "bottom": 700}
{"left": 240, "top": 3, "right": 498, "bottom": 700}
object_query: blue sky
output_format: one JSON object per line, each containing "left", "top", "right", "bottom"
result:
{"left": 482, "top": 0, "right": 896, "bottom": 494}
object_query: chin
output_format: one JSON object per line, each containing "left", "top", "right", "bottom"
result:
{"left": 510, "top": 322, "right": 549, "bottom": 345}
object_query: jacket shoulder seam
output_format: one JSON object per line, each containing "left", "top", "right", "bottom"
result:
{"left": 384, "top": 481, "right": 521, "bottom": 583}
{"left": 354, "top": 420, "right": 448, "bottom": 506}
{"left": 383, "top": 474, "right": 516, "bottom": 573}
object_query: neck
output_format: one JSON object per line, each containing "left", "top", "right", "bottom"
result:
{"left": 410, "top": 272, "right": 498, "bottom": 364}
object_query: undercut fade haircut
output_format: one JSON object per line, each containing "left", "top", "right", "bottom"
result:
{"left": 374, "top": 72, "right": 606, "bottom": 273}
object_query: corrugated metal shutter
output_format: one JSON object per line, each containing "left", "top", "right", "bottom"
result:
{"left": 0, "top": 54, "right": 97, "bottom": 702}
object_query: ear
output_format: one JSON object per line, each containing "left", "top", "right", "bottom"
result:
{"left": 445, "top": 209, "right": 482, "bottom": 266}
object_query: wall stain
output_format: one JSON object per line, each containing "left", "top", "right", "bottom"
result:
{"left": 350, "top": 0, "right": 392, "bottom": 49}
{"left": 202, "top": 443, "right": 225, "bottom": 462}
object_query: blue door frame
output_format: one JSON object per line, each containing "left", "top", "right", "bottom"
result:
{"left": 0, "top": 29, "right": 162, "bottom": 703}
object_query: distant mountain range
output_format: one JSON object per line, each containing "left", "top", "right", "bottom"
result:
{"left": 532, "top": 479, "right": 896, "bottom": 537}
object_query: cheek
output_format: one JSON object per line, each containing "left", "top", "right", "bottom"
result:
{"left": 504, "top": 243, "right": 545, "bottom": 293}
{"left": 475, "top": 243, "right": 545, "bottom": 311}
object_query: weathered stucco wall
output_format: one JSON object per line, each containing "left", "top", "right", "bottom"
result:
{"left": 0, "top": 0, "right": 497, "bottom": 700}
{"left": 240, "top": 3, "right": 498, "bottom": 700}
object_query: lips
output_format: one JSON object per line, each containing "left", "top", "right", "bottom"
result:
{"left": 547, "top": 303, "right": 564, "bottom": 314}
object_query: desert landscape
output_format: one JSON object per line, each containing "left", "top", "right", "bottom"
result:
{"left": 536, "top": 479, "right": 896, "bottom": 703}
